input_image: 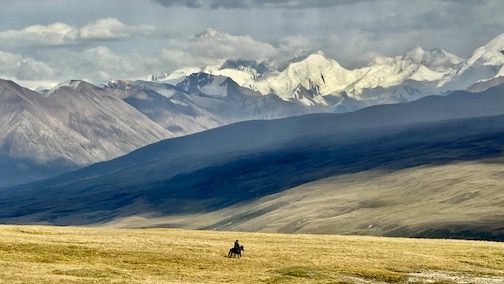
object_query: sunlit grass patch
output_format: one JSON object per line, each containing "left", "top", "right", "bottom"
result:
{"left": 0, "top": 225, "right": 502, "bottom": 283}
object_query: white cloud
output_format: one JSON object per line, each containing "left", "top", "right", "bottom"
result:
{"left": 1, "top": 0, "right": 503, "bottom": 91}
{"left": 153, "top": 0, "right": 373, "bottom": 9}
{"left": 0, "top": 28, "right": 303, "bottom": 90}
{"left": 42, "top": 46, "right": 138, "bottom": 81}
{"left": 189, "top": 29, "right": 276, "bottom": 61}
{"left": 79, "top": 18, "right": 158, "bottom": 40}
{"left": 274, "top": 35, "right": 311, "bottom": 61}
{"left": 0, "top": 22, "right": 78, "bottom": 47}
{"left": 0, "top": 18, "right": 163, "bottom": 48}
{"left": 155, "top": 29, "right": 283, "bottom": 71}
{"left": 0, "top": 50, "right": 54, "bottom": 81}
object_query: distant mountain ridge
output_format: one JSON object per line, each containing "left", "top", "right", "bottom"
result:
{"left": 3, "top": 31, "right": 504, "bottom": 187}
{"left": 148, "top": 31, "right": 504, "bottom": 108}
{"left": 1, "top": 83, "right": 504, "bottom": 240}
{"left": 0, "top": 79, "right": 173, "bottom": 187}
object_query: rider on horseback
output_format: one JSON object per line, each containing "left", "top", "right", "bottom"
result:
{"left": 228, "top": 240, "right": 244, "bottom": 258}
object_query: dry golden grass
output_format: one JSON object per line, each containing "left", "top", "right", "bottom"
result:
{"left": 0, "top": 225, "right": 502, "bottom": 283}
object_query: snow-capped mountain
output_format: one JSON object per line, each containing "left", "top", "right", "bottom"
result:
{"left": 143, "top": 67, "right": 202, "bottom": 85}
{"left": 3, "top": 83, "right": 504, "bottom": 234}
{"left": 401, "top": 47, "right": 464, "bottom": 72}
{"left": 145, "top": 31, "right": 504, "bottom": 109}
{"left": 438, "top": 33, "right": 504, "bottom": 90}
{"left": 192, "top": 27, "right": 225, "bottom": 42}
{"left": 0, "top": 79, "right": 172, "bottom": 187}
{"left": 115, "top": 72, "right": 311, "bottom": 130}
{"left": 109, "top": 79, "right": 224, "bottom": 135}
{"left": 153, "top": 50, "right": 443, "bottom": 108}
{"left": 5, "top": 31, "right": 504, "bottom": 187}
{"left": 466, "top": 33, "right": 504, "bottom": 69}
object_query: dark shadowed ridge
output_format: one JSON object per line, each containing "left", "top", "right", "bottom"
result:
{"left": 0, "top": 83, "right": 504, "bottom": 240}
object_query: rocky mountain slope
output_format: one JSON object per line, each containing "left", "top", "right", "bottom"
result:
{"left": 1, "top": 84, "right": 504, "bottom": 240}
{"left": 3, "top": 31, "right": 504, "bottom": 188}
{"left": 0, "top": 79, "right": 172, "bottom": 187}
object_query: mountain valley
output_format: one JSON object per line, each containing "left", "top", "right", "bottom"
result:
{"left": 1, "top": 84, "right": 504, "bottom": 240}
{"left": 1, "top": 32, "right": 504, "bottom": 241}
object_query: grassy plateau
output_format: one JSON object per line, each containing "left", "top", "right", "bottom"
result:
{"left": 0, "top": 225, "right": 502, "bottom": 283}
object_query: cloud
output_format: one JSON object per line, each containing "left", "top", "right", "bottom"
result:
{"left": 41, "top": 46, "right": 138, "bottom": 81}
{"left": 0, "top": 22, "right": 78, "bottom": 47}
{"left": 0, "top": 18, "right": 165, "bottom": 48}
{"left": 190, "top": 28, "right": 275, "bottom": 61}
{"left": 2, "top": 0, "right": 503, "bottom": 90}
{"left": 0, "top": 27, "right": 312, "bottom": 90}
{"left": 0, "top": 50, "right": 54, "bottom": 81}
{"left": 158, "top": 29, "right": 312, "bottom": 69}
{"left": 271, "top": 35, "right": 311, "bottom": 65}
{"left": 152, "top": 0, "right": 372, "bottom": 9}
{"left": 80, "top": 18, "right": 158, "bottom": 40}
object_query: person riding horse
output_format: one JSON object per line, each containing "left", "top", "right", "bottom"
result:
{"left": 228, "top": 240, "right": 244, "bottom": 258}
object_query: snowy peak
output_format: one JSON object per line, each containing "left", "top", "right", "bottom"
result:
{"left": 145, "top": 32, "right": 504, "bottom": 109}
{"left": 145, "top": 67, "right": 202, "bottom": 85}
{"left": 294, "top": 51, "right": 335, "bottom": 67}
{"left": 250, "top": 51, "right": 352, "bottom": 101}
{"left": 402, "top": 47, "right": 464, "bottom": 71}
{"left": 220, "top": 59, "right": 270, "bottom": 77}
{"left": 192, "top": 28, "right": 226, "bottom": 42}
{"left": 176, "top": 72, "right": 235, "bottom": 97}
{"left": 466, "top": 33, "right": 504, "bottom": 67}
{"left": 402, "top": 46, "right": 427, "bottom": 63}
{"left": 480, "top": 33, "right": 504, "bottom": 52}
{"left": 46, "top": 80, "right": 96, "bottom": 95}
{"left": 437, "top": 33, "right": 504, "bottom": 90}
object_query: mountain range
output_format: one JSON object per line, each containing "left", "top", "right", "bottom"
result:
{"left": 1, "top": 82, "right": 504, "bottom": 240}
{"left": 148, "top": 30, "right": 504, "bottom": 108}
{"left": 0, "top": 79, "right": 172, "bottom": 187}
{"left": 1, "top": 31, "right": 504, "bottom": 240}
{"left": 2, "top": 32, "right": 504, "bottom": 186}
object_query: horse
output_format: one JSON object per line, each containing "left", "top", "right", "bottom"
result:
{"left": 228, "top": 245, "right": 244, "bottom": 258}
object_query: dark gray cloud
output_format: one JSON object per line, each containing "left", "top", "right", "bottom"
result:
{"left": 152, "top": 0, "right": 371, "bottom": 9}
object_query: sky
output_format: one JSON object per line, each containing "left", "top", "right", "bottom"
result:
{"left": 1, "top": 0, "right": 504, "bottom": 89}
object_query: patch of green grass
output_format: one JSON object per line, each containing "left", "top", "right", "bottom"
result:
{"left": 276, "top": 266, "right": 328, "bottom": 279}
{"left": 52, "top": 268, "right": 126, "bottom": 279}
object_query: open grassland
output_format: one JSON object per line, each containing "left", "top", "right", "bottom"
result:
{"left": 0, "top": 225, "right": 502, "bottom": 283}
{"left": 106, "top": 160, "right": 504, "bottom": 240}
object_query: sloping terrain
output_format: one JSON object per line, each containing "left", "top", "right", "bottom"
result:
{"left": 0, "top": 85, "right": 504, "bottom": 240}
{"left": 3, "top": 32, "right": 504, "bottom": 188}
{"left": 0, "top": 80, "right": 172, "bottom": 187}
{"left": 112, "top": 72, "right": 313, "bottom": 136}
{"left": 144, "top": 160, "right": 503, "bottom": 240}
